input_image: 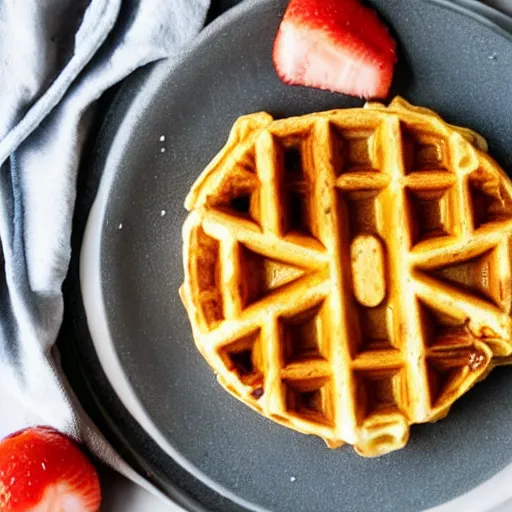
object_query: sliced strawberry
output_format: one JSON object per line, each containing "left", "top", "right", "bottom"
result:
{"left": 273, "top": 0, "right": 397, "bottom": 99}
{"left": 0, "top": 426, "right": 101, "bottom": 512}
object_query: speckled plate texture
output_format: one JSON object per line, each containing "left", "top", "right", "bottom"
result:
{"left": 79, "top": 0, "right": 512, "bottom": 510}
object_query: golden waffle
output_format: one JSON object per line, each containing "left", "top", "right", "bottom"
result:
{"left": 180, "top": 97, "right": 512, "bottom": 457}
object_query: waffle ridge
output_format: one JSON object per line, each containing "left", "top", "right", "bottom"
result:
{"left": 181, "top": 97, "right": 512, "bottom": 456}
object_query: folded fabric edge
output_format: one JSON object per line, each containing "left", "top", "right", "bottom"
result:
{"left": 0, "top": 0, "right": 122, "bottom": 166}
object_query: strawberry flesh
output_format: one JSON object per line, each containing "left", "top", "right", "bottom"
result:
{"left": 0, "top": 426, "right": 101, "bottom": 512}
{"left": 273, "top": 0, "right": 397, "bottom": 99}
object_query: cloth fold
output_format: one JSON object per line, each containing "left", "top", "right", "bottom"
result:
{"left": 0, "top": 0, "right": 210, "bottom": 492}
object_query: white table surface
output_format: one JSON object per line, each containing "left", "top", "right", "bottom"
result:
{"left": 1, "top": 1, "right": 511, "bottom": 511}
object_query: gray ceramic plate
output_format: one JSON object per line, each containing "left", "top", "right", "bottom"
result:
{"left": 81, "top": 0, "right": 512, "bottom": 510}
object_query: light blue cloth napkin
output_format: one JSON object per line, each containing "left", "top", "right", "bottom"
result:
{"left": 0, "top": 0, "right": 209, "bottom": 481}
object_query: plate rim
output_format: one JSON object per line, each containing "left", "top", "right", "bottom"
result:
{"left": 81, "top": 2, "right": 277, "bottom": 510}
{"left": 79, "top": 1, "right": 512, "bottom": 511}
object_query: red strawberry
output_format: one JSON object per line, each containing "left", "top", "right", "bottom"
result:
{"left": 273, "top": 0, "right": 397, "bottom": 99}
{"left": 0, "top": 426, "right": 101, "bottom": 512}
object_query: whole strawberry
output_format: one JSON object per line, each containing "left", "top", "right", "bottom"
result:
{"left": 0, "top": 426, "right": 101, "bottom": 512}
{"left": 273, "top": 0, "right": 397, "bottom": 99}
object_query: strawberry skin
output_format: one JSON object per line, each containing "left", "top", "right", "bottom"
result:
{"left": 273, "top": 0, "right": 397, "bottom": 99}
{"left": 0, "top": 426, "right": 101, "bottom": 512}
